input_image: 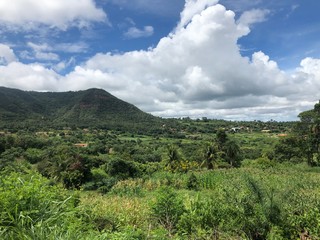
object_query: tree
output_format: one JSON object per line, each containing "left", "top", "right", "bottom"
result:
{"left": 224, "top": 139, "right": 241, "bottom": 167}
{"left": 36, "top": 145, "right": 93, "bottom": 189}
{"left": 203, "top": 143, "right": 218, "bottom": 170}
{"left": 216, "top": 128, "right": 228, "bottom": 151}
{"left": 296, "top": 101, "right": 320, "bottom": 166}
{"left": 106, "top": 157, "right": 140, "bottom": 179}
{"left": 0, "top": 137, "right": 5, "bottom": 154}
{"left": 166, "top": 145, "right": 181, "bottom": 172}
{"left": 274, "top": 135, "right": 304, "bottom": 163}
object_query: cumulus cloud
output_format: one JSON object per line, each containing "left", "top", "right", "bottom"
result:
{"left": 176, "top": 0, "right": 218, "bottom": 31}
{"left": 0, "top": 44, "right": 17, "bottom": 65}
{"left": 0, "top": 1, "right": 319, "bottom": 120}
{"left": 59, "top": 3, "right": 302, "bottom": 119}
{"left": 292, "top": 58, "right": 320, "bottom": 97}
{"left": 124, "top": 26, "right": 154, "bottom": 39}
{"left": 0, "top": 62, "right": 59, "bottom": 91}
{"left": 0, "top": 0, "right": 107, "bottom": 30}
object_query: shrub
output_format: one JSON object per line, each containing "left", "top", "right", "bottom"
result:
{"left": 186, "top": 173, "right": 199, "bottom": 190}
{"left": 177, "top": 195, "right": 225, "bottom": 238}
{"left": 151, "top": 187, "right": 185, "bottom": 235}
{"left": 23, "top": 148, "right": 44, "bottom": 164}
{"left": 106, "top": 158, "right": 140, "bottom": 179}
{"left": 83, "top": 168, "right": 117, "bottom": 194}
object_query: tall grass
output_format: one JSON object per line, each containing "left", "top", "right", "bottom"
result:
{"left": 0, "top": 171, "right": 98, "bottom": 239}
{"left": 4, "top": 164, "right": 320, "bottom": 239}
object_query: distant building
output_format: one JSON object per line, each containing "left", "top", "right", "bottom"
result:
{"left": 230, "top": 127, "right": 241, "bottom": 133}
{"left": 277, "top": 134, "right": 288, "bottom": 137}
{"left": 74, "top": 143, "right": 88, "bottom": 148}
{"left": 36, "top": 132, "right": 48, "bottom": 136}
{"left": 261, "top": 130, "right": 271, "bottom": 133}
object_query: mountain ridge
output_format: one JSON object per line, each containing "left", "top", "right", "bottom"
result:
{"left": 0, "top": 87, "right": 158, "bottom": 130}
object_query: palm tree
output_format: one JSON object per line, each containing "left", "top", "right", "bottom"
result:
{"left": 216, "top": 128, "right": 228, "bottom": 151}
{"left": 203, "top": 143, "right": 217, "bottom": 170}
{"left": 166, "top": 145, "right": 180, "bottom": 171}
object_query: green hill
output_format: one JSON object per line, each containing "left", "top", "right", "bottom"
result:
{"left": 0, "top": 87, "right": 160, "bottom": 130}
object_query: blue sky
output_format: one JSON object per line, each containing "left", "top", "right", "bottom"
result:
{"left": 0, "top": 0, "right": 320, "bottom": 121}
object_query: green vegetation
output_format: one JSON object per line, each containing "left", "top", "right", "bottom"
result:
{"left": 0, "top": 87, "right": 159, "bottom": 132}
{"left": 1, "top": 87, "right": 320, "bottom": 239}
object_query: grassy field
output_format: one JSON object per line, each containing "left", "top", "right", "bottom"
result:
{"left": 77, "top": 163, "right": 320, "bottom": 239}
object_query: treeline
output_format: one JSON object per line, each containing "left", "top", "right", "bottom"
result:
{"left": 273, "top": 101, "right": 320, "bottom": 166}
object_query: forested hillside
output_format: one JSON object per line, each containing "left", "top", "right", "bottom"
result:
{"left": 0, "top": 87, "right": 158, "bottom": 130}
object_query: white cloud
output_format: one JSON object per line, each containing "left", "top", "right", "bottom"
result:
{"left": 0, "top": 1, "right": 319, "bottom": 120}
{"left": 34, "top": 52, "right": 60, "bottom": 61}
{"left": 299, "top": 57, "right": 320, "bottom": 77}
{"left": 23, "top": 41, "right": 88, "bottom": 62}
{"left": 0, "top": 0, "right": 107, "bottom": 30}
{"left": 0, "top": 44, "right": 17, "bottom": 65}
{"left": 237, "top": 9, "right": 270, "bottom": 29}
{"left": 176, "top": 0, "right": 218, "bottom": 31}
{"left": 26, "top": 42, "right": 59, "bottom": 61}
{"left": 60, "top": 2, "right": 319, "bottom": 120}
{"left": 124, "top": 26, "right": 154, "bottom": 39}
{"left": 27, "top": 42, "right": 50, "bottom": 52}
{"left": 53, "top": 57, "right": 76, "bottom": 72}
{"left": 55, "top": 42, "right": 88, "bottom": 53}
{"left": 0, "top": 62, "right": 59, "bottom": 91}
{"left": 60, "top": 3, "right": 298, "bottom": 119}
{"left": 293, "top": 57, "right": 320, "bottom": 96}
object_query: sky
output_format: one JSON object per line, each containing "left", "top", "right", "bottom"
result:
{"left": 0, "top": 0, "right": 320, "bottom": 121}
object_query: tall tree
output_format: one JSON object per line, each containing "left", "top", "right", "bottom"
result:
{"left": 295, "top": 101, "right": 320, "bottom": 166}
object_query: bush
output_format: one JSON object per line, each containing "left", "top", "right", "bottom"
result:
{"left": 186, "top": 173, "right": 199, "bottom": 190}
{"left": 23, "top": 148, "right": 44, "bottom": 164}
{"left": 177, "top": 195, "right": 225, "bottom": 238}
{"left": 151, "top": 187, "right": 185, "bottom": 235}
{"left": 106, "top": 158, "right": 140, "bottom": 179}
{"left": 83, "top": 168, "right": 118, "bottom": 194}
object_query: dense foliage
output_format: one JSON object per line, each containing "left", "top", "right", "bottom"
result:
{"left": 0, "top": 87, "right": 159, "bottom": 132}
{"left": 1, "top": 87, "right": 319, "bottom": 239}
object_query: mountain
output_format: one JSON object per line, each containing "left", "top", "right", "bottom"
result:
{"left": 0, "top": 87, "right": 159, "bottom": 130}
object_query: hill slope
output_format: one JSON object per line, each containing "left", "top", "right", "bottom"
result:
{"left": 0, "top": 87, "right": 159, "bottom": 130}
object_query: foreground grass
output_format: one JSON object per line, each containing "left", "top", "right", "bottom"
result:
{"left": 78, "top": 163, "right": 320, "bottom": 239}
{"left": 2, "top": 163, "right": 320, "bottom": 239}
